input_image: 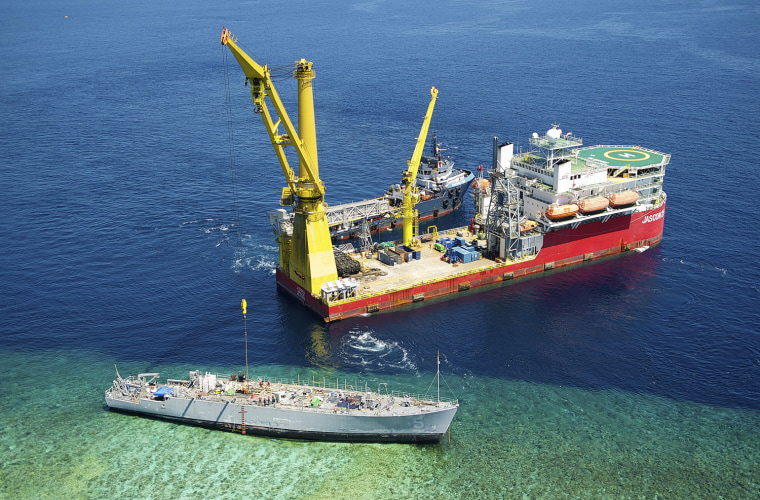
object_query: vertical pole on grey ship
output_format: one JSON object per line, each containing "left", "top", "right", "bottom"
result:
{"left": 242, "top": 299, "right": 249, "bottom": 381}
{"left": 437, "top": 350, "right": 440, "bottom": 403}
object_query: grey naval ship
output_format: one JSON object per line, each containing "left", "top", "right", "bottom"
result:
{"left": 105, "top": 367, "right": 458, "bottom": 443}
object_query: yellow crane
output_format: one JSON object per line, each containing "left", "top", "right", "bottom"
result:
{"left": 402, "top": 86, "right": 439, "bottom": 247}
{"left": 221, "top": 28, "right": 337, "bottom": 294}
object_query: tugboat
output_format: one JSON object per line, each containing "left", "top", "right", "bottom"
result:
{"left": 327, "top": 132, "right": 475, "bottom": 240}
{"left": 385, "top": 132, "right": 475, "bottom": 220}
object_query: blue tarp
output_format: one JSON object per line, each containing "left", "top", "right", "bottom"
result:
{"left": 153, "top": 386, "right": 174, "bottom": 397}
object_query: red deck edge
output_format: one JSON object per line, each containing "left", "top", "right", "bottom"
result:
{"left": 278, "top": 204, "right": 666, "bottom": 322}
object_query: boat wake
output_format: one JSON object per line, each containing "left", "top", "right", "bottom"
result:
{"left": 181, "top": 220, "right": 277, "bottom": 274}
{"left": 338, "top": 329, "right": 417, "bottom": 373}
{"left": 233, "top": 234, "right": 278, "bottom": 273}
{"left": 233, "top": 255, "right": 277, "bottom": 274}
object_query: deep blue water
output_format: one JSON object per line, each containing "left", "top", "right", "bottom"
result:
{"left": 1, "top": 0, "right": 759, "bottom": 498}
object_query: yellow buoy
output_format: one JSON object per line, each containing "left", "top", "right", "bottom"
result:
{"left": 241, "top": 299, "right": 247, "bottom": 315}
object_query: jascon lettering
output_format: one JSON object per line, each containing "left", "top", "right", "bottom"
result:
{"left": 642, "top": 210, "right": 665, "bottom": 224}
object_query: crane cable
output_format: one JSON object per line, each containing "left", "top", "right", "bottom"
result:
{"left": 222, "top": 44, "right": 249, "bottom": 381}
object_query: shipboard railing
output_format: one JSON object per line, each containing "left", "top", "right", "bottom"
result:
{"left": 323, "top": 198, "right": 399, "bottom": 227}
{"left": 185, "top": 373, "right": 458, "bottom": 405}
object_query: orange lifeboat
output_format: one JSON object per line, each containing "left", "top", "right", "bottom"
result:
{"left": 578, "top": 196, "right": 610, "bottom": 214}
{"left": 607, "top": 191, "right": 639, "bottom": 207}
{"left": 471, "top": 178, "right": 490, "bottom": 193}
{"left": 520, "top": 220, "right": 538, "bottom": 234}
{"left": 545, "top": 204, "right": 579, "bottom": 220}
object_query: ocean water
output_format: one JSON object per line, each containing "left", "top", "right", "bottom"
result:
{"left": 1, "top": 0, "right": 759, "bottom": 498}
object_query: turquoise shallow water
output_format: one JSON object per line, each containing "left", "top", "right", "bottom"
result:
{"left": 2, "top": 350, "right": 758, "bottom": 499}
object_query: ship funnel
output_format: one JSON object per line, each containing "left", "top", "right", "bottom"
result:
{"left": 492, "top": 137, "right": 498, "bottom": 171}
{"left": 497, "top": 142, "right": 514, "bottom": 173}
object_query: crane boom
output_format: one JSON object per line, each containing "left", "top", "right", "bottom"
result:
{"left": 221, "top": 28, "right": 322, "bottom": 199}
{"left": 402, "top": 86, "right": 439, "bottom": 246}
{"left": 221, "top": 28, "right": 336, "bottom": 294}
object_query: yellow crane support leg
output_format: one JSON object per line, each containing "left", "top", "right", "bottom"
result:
{"left": 290, "top": 199, "right": 336, "bottom": 293}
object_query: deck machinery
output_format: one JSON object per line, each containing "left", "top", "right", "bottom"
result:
{"left": 401, "top": 86, "right": 438, "bottom": 246}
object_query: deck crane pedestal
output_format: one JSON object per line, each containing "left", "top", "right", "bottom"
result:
{"left": 221, "top": 28, "right": 337, "bottom": 294}
{"left": 402, "top": 87, "right": 438, "bottom": 247}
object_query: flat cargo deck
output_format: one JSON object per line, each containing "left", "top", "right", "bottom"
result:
{"left": 353, "top": 234, "right": 495, "bottom": 295}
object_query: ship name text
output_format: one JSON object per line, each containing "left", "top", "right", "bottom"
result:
{"left": 642, "top": 210, "right": 665, "bottom": 224}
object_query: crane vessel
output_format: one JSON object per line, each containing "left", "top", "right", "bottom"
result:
{"left": 221, "top": 30, "right": 670, "bottom": 322}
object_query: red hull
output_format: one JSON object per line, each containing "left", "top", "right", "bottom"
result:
{"left": 278, "top": 204, "right": 666, "bottom": 322}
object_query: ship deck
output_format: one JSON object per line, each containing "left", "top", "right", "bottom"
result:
{"left": 349, "top": 230, "right": 502, "bottom": 296}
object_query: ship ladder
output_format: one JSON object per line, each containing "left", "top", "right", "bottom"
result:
{"left": 239, "top": 405, "right": 247, "bottom": 435}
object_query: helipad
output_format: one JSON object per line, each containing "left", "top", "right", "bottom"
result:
{"left": 578, "top": 145, "right": 667, "bottom": 168}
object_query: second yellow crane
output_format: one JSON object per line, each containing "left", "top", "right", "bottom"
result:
{"left": 402, "top": 86, "right": 438, "bottom": 247}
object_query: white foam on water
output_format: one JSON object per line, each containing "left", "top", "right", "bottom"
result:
{"left": 339, "top": 328, "right": 417, "bottom": 372}
{"left": 228, "top": 233, "right": 279, "bottom": 274}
